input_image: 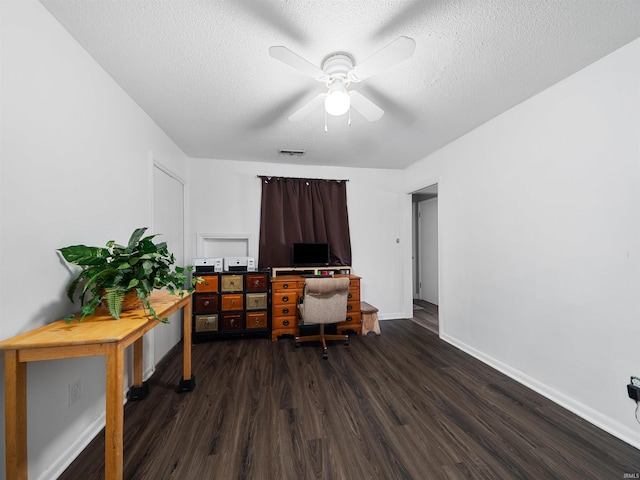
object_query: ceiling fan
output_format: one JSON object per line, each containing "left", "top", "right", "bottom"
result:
{"left": 268, "top": 36, "right": 416, "bottom": 125}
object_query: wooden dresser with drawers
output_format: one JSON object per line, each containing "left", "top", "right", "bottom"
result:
{"left": 270, "top": 273, "right": 361, "bottom": 341}
{"left": 192, "top": 270, "right": 270, "bottom": 341}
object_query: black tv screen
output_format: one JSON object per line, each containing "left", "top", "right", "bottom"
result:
{"left": 291, "top": 242, "right": 330, "bottom": 267}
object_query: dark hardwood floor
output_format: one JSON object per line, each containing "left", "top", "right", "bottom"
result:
{"left": 60, "top": 320, "right": 640, "bottom": 479}
{"left": 412, "top": 299, "right": 438, "bottom": 334}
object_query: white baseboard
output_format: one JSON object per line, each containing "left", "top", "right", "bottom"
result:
{"left": 440, "top": 332, "right": 640, "bottom": 451}
{"left": 37, "top": 388, "right": 132, "bottom": 480}
{"left": 37, "top": 411, "right": 106, "bottom": 480}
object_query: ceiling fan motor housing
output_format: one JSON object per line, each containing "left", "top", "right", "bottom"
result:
{"left": 322, "top": 53, "right": 355, "bottom": 86}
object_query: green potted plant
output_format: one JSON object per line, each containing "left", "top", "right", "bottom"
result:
{"left": 59, "top": 227, "right": 196, "bottom": 323}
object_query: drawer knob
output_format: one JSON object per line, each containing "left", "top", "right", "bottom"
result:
{"left": 348, "top": 293, "right": 352, "bottom": 299}
{"left": 205, "top": 281, "right": 210, "bottom": 286}
{"left": 282, "top": 308, "right": 289, "bottom": 314}
{"left": 282, "top": 296, "right": 289, "bottom": 302}
{"left": 204, "top": 301, "right": 210, "bottom": 306}
{"left": 254, "top": 319, "right": 260, "bottom": 325}
{"left": 347, "top": 305, "right": 352, "bottom": 311}
{"left": 283, "top": 284, "right": 289, "bottom": 289}
{"left": 283, "top": 320, "right": 290, "bottom": 326}
{"left": 254, "top": 280, "right": 259, "bottom": 287}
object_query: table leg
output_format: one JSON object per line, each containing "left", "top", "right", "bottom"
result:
{"left": 178, "top": 300, "right": 195, "bottom": 392}
{"left": 183, "top": 300, "right": 192, "bottom": 381}
{"left": 5, "top": 350, "right": 27, "bottom": 480}
{"left": 105, "top": 342, "right": 125, "bottom": 480}
{"left": 133, "top": 337, "right": 143, "bottom": 388}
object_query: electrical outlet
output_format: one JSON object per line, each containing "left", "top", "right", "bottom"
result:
{"left": 68, "top": 379, "right": 81, "bottom": 407}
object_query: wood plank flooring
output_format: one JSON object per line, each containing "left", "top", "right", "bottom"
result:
{"left": 60, "top": 320, "right": 640, "bottom": 479}
{"left": 412, "top": 299, "right": 439, "bottom": 334}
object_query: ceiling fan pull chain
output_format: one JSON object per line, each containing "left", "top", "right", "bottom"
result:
{"left": 348, "top": 108, "right": 352, "bottom": 126}
{"left": 324, "top": 110, "right": 328, "bottom": 133}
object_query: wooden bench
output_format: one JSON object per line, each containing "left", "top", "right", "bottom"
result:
{"left": 360, "top": 301, "right": 380, "bottom": 335}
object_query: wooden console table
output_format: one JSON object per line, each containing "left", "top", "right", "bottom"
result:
{"left": 0, "top": 290, "right": 194, "bottom": 480}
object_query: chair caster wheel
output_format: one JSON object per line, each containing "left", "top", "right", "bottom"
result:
{"left": 322, "top": 349, "right": 328, "bottom": 359}
{"left": 294, "top": 341, "right": 300, "bottom": 348}
{"left": 344, "top": 338, "right": 349, "bottom": 346}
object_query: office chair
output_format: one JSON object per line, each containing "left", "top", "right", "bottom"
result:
{"left": 295, "top": 277, "right": 350, "bottom": 359}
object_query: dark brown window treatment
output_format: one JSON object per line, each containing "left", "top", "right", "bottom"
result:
{"left": 258, "top": 176, "right": 352, "bottom": 269}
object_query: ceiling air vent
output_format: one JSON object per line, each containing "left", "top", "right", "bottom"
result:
{"left": 278, "top": 149, "right": 305, "bottom": 156}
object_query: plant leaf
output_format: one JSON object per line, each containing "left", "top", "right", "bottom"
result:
{"left": 126, "top": 227, "right": 148, "bottom": 253}
{"left": 59, "top": 245, "right": 109, "bottom": 265}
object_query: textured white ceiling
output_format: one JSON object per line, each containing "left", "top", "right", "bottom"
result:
{"left": 39, "top": 0, "right": 640, "bottom": 169}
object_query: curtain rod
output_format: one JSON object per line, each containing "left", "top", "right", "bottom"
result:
{"left": 257, "top": 175, "right": 349, "bottom": 182}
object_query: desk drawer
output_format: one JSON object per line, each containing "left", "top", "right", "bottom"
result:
{"left": 272, "top": 303, "right": 297, "bottom": 317}
{"left": 342, "top": 311, "right": 361, "bottom": 327}
{"left": 347, "top": 286, "right": 360, "bottom": 302}
{"left": 272, "top": 280, "right": 303, "bottom": 292}
{"left": 272, "top": 315, "right": 296, "bottom": 330}
{"left": 273, "top": 292, "right": 297, "bottom": 306}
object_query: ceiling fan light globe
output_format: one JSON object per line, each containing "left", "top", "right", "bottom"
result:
{"left": 325, "top": 90, "right": 350, "bottom": 116}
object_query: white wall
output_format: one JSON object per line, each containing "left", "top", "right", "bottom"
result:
{"left": 403, "top": 38, "right": 640, "bottom": 449}
{"left": 187, "top": 158, "right": 405, "bottom": 319}
{"left": 0, "top": 2, "right": 189, "bottom": 478}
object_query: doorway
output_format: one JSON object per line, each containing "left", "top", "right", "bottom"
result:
{"left": 151, "top": 160, "right": 186, "bottom": 370}
{"left": 411, "top": 184, "right": 439, "bottom": 333}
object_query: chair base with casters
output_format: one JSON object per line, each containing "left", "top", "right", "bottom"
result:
{"left": 295, "top": 324, "right": 349, "bottom": 359}
{"left": 295, "top": 277, "right": 351, "bottom": 359}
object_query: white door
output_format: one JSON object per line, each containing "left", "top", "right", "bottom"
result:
{"left": 152, "top": 163, "right": 185, "bottom": 367}
{"left": 418, "top": 197, "right": 438, "bottom": 305}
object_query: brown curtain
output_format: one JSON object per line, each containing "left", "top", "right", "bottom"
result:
{"left": 258, "top": 176, "right": 352, "bottom": 268}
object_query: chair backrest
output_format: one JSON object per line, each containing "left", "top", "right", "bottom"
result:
{"left": 298, "top": 277, "right": 350, "bottom": 325}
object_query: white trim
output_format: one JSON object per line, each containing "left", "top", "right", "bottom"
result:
{"left": 404, "top": 176, "right": 442, "bottom": 329}
{"left": 440, "top": 332, "right": 640, "bottom": 451}
{"left": 196, "top": 233, "right": 257, "bottom": 259}
{"left": 148, "top": 153, "right": 187, "bottom": 377}
{"left": 36, "top": 411, "right": 106, "bottom": 480}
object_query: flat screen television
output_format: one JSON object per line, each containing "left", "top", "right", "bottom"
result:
{"left": 291, "top": 242, "right": 330, "bottom": 267}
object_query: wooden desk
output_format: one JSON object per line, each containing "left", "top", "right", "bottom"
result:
{"left": 0, "top": 290, "right": 194, "bottom": 480}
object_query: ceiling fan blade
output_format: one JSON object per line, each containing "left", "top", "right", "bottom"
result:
{"left": 350, "top": 91, "right": 384, "bottom": 122}
{"left": 352, "top": 36, "right": 416, "bottom": 81}
{"left": 288, "top": 94, "right": 325, "bottom": 121}
{"left": 269, "top": 46, "right": 326, "bottom": 80}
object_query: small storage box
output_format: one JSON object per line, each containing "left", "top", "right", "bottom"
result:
{"left": 245, "top": 273, "right": 268, "bottom": 291}
{"left": 195, "top": 315, "right": 218, "bottom": 332}
{"left": 195, "top": 275, "right": 219, "bottom": 293}
{"left": 246, "top": 292, "right": 267, "bottom": 310}
{"left": 246, "top": 311, "right": 267, "bottom": 329}
{"left": 221, "top": 293, "right": 244, "bottom": 311}
{"left": 194, "top": 294, "right": 219, "bottom": 314}
{"left": 221, "top": 275, "right": 243, "bottom": 292}
{"left": 220, "top": 313, "right": 244, "bottom": 330}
